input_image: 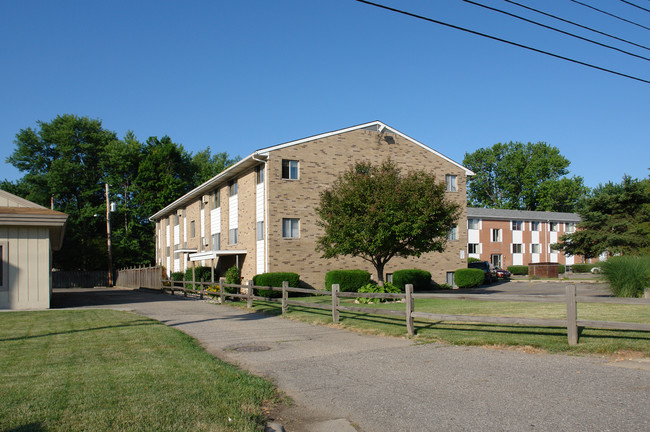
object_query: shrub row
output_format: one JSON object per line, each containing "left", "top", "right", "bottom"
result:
{"left": 252, "top": 272, "right": 300, "bottom": 298}
{"left": 571, "top": 263, "right": 600, "bottom": 273}
{"left": 454, "top": 268, "right": 485, "bottom": 288}
{"left": 392, "top": 269, "right": 431, "bottom": 292}
{"left": 507, "top": 265, "right": 529, "bottom": 275}
{"left": 325, "top": 270, "right": 372, "bottom": 292}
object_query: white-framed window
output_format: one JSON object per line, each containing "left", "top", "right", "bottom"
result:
{"left": 282, "top": 218, "right": 300, "bottom": 238}
{"left": 445, "top": 174, "right": 457, "bottom": 192}
{"left": 282, "top": 160, "right": 299, "bottom": 180}
{"left": 0, "top": 242, "right": 7, "bottom": 290}
{"left": 512, "top": 244, "right": 523, "bottom": 254}
{"left": 211, "top": 190, "right": 220, "bottom": 209}
{"left": 491, "top": 229, "right": 502, "bottom": 242}
{"left": 446, "top": 272, "right": 455, "bottom": 287}
{"left": 229, "top": 228, "right": 238, "bottom": 244}
{"left": 173, "top": 214, "right": 179, "bottom": 226}
{"left": 190, "top": 221, "right": 196, "bottom": 238}
{"left": 511, "top": 220, "right": 522, "bottom": 231}
{"left": 256, "top": 165, "right": 264, "bottom": 184}
{"left": 550, "top": 222, "right": 559, "bottom": 232}
{"left": 447, "top": 226, "right": 458, "bottom": 241}
{"left": 212, "top": 233, "right": 221, "bottom": 250}
{"left": 531, "top": 244, "right": 541, "bottom": 254}
{"left": 229, "top": 180, "right": 238, "bottom": 197}
{"left": 531, "top": 221, "right": 540, "bottom": 231}
{"left": 565, "top": 222, "right": 575, "bottom": 233}
{"left": 468, "top": 218, "right": 479, "bottom": 230}
{"left": 468, "top": 243, "right": 479, "bottom": 254}
{"left": 256, "top": 221, "right": 264, "bottom": 241}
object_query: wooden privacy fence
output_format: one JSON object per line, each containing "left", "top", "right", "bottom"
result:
{"left": 116, "top": 266, "right": 164, "bottom": 289}
{"left": 159, "top": 278, "right": 650, "bottom": 346}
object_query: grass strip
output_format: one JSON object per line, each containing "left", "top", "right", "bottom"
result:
{"left": 0, "top": 309, "right": 277, "bottom": 432}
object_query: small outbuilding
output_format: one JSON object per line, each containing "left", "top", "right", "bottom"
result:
{"left": 0, "top": 189, "right": 68, "bottom": 309}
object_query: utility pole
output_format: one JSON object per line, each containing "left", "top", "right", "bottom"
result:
{"left": 106, "top": 183, "right": 113, "bottom": 287}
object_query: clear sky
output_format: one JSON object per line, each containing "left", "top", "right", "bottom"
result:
{"left": 1, "top": 0, "right": 648, "bottom": 188}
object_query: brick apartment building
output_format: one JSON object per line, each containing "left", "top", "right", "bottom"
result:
{"left": 150, "top": 121, "right": 474, "bottom": 288}
{"left": 466, "top": 207, "right": 591, "bottom": 270}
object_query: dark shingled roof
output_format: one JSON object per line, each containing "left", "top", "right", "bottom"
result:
{"left": 467, "top": 207, "right": 581, "bottom": 223}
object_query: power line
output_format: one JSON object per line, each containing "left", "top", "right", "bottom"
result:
{"left": 353, "top": 0, "right": 650, "bottom": 84}
{"left": 462, "top": 0, "right": 650, "bottom": 62}
{"left": 569, "top": 0, "right": 650, "bottom": 31}
{"left": 503, "top": 0, "right": 650, "bottom": 52}
{"left": 619, "top": 0, "right": 650, "bottom": 14}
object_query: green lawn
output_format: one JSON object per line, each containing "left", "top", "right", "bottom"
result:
{"left": 243, "top": 295, "right": 650, "bottom": 355}
{"left": 0, "top": 310, "right": 277, "bottom": 432}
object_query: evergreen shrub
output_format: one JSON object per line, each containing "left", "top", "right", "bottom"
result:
{"left": 508, "top": 265, "right": 529, "bottom": 275}
{"left": 325, "top": 270, "right": 371, "bottom": 292}
{"left": 252, "top": 272, "right": 300, "bottom": 298}
{"left": 454, "top": 268, "right": 485, "bottom": 288}
{"left": 571, "top": 263, "right": 599, "bottom": 273}
{"left": 392, "top": 269, "right": 432, "bottom": 292}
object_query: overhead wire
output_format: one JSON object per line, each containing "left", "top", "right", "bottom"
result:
{"left": 619, "top": 0, "right": 650, "bottom": 14}
{"left": 568, "top": 0, "right": 650, "bottom": 31}
{"left": 503, "top": 0, "right": 650, "bottom": 52}
{"left": 353, "top": 0, "right": 650, "bottom": 84}
{"left": 462, "top": 0, "right": 650, "bottom": 62}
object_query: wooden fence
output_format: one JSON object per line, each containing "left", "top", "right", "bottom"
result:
{"left": 159, "top": 279, "right": 650, "bottom": 346}
{"left": 116, "top": 266, "right": 164, "bottom": 289}
{"left": 52, "top": 271, "right": 110, "bottom": 288}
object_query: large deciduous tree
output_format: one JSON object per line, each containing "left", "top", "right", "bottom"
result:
{"left": 555, "top": 176, "right": 650, "bottom": 258}
{"left": 315, "top": 160, "right": 461, "bottom": 283}
{"left": 462, "top": 142, "right": 587, "bottom": 211}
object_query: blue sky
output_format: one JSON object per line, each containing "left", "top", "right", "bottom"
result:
{"left": 1, "top": 0, "right": 648, "bottom": 188}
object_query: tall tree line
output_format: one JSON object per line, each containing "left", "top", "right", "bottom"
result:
{"left": 1, "top": 114, "right": 240, "bottom": 271}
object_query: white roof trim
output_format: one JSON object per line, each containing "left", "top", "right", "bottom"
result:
{"left": 189, "top": 250, "right": 247, "bottom": 261}
{"left": 0, "top": 189, "right": 47, "bottom": 209}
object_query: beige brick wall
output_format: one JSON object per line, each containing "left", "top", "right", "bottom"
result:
{"left": 266, "top": 128, "right": 468, "bottom": 288}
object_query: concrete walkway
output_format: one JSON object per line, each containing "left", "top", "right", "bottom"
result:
{"left": 53, "top": 288, "right": 649, "bottom": 432}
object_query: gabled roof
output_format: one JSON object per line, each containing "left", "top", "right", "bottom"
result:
{"left": 467, "top": 207, "right": 581, "bottom": 223}
{"left": 150, "top": 121, "right": 474, "bottom": 221}
{"left": 0, "top": 189, "right": 69, "bottom": 250}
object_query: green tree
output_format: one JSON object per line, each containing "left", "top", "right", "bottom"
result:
{"left": 315, "top": 160, "right": 461, "bottom": 283}
{"left": 6, "top": 114, "right": 118, "bottom": 270}
{"left": 463, "top": 142, "right": 586, "bottom": 211}
{"left": 192, "top": 148, "right": 241, "bottom": 185}
{"left": 556, "top": 176, "right": 650, "bottom": 258}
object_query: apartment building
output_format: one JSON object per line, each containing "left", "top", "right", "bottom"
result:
{"left": 150, "top": 121, "right": 474, "bottom": 288}
{"left": 466, "top": 207, "right": 587, "bottom": 269}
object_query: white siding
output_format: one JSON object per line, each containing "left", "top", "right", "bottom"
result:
{"left": 200, "top": 205, "right": 205, "bottom": 239}
{"left": 229, "top": 195, "right": 238, "bottom": 229}
{"left": 565, "top": 255, "right": 574, "bottom": 265}
{"left": 256, "top": 182, "right": 265, "bottom": 274}
{"left": 512, "top": 230, "right": 522, "bottom": 243}
{"left": 549, "top": 231, "right": 558, "bottom": 244}
{"left": 174, "top": 224, "right": 180, "bottom": 246}
{"left": 531, "top": 253, "right": 540, "bottom": 263}
{"left": 531, "top": 231, "right": 540, "bottom": 244}
{"left": 468, "top": 229, "right": 480, "bottom": 244}
{"left": 211, "top": 208, "right": 221, "bottom": 235}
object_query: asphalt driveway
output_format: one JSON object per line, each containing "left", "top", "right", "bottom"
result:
{"left": 52, "top": 287, "right": 648, "bottom": 432}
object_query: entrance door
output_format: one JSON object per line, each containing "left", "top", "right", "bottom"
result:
{"left": 491, "top": 254, "right": 502, "bottom": 269}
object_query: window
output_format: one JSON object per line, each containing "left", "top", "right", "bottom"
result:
{"left": 511, "top": 220, "right": 522, "bottom": 231}
{"left": 256, "top": 165, "right": 264, "bottom": 184}
{"left": 190, "top": 221, "right": 196, "bottom": 238}
{"left": 531, "top": 221, "right": 540, "bottom": 231}
{"left": 550, "top": 222, "right": 558, "bottom": 232}
{"left": 229, "top": 180, "right": 238, "bottom": 196}
{"left": 212, "top": 233, "right": 221, "bottom": 250}
{"left": 282, "top": 160, "right": 299, "bottom": 180}
{"left": 446, "top": 272, "right": 455, "bottom": 287}
{"left": 512, "top": 244, "right": 522, "bottom": 254}
{"left": 531, "top": 244, "right": 540, "bottom": 254}
{"left": 211, "top": 190, "right": 220, "bottom": 210}
{"left": 445, "top": 174, "right": 457, "bottom": 192}
{"left": 468, "top": 219, "right": 479, "bottom": 230}
{"left": 0, "top": 243, "right": 7, "bottom": 290}
{"left": 256, "top": 221, "right": 264, "bottom": 241}
{"left": 173, "top": 214, "right": 179, "bottom": 226}
{"left": 229, "top": 228, "right": 238, "bottom": 244}
{"left": 491, "top": 229, "right": 502, "bottom": 242}
{"left": 468, "top": 243, "right": 479, "bottom": 254}
{"left": 166, "top": 246, "right": 170, "bottom": 257}
{"left": 386, "top": 273, "right": 393, "bottom": 283}
{"left": 565, "top": 222, "right": 575, "bottom": 233}
{"left": 282, "top": 218, "right": 300, "bottom": 238}
{"left": 447, "top": 226, "right": 458, "bottom": 241}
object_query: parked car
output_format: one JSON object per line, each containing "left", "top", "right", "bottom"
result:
{"left": 468, "top": 261, "right": 497, "bottom": 283}
{"left": 591, "top": 266, "right": 602, "bottom": 274}
{"left": 495, "top": 268, "right": 511, "bottom": 279}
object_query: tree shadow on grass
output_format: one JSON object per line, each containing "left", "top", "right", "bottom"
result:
{"left": 6, "top": 423, "right": 44, "bottom": 432}
{"left": 0, "top": 320, "right": 157, "bottom": 342}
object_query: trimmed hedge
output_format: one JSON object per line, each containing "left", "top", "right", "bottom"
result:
{"left": 392, "top": 269, "right": 432, "bottom": 292}
{"left": 170, "top": 272, "right": 184, "bottom": 281}
{"left": 325, "top": 270, "right": 371, "bottom": 292}
{"left": 558, "top": 264, "right": 566, "bottom": 274}
{"left": 454, "top": 268, "right": 485, "bottom": 288}
{"left": 571, "top": 263, "right": 599, "bottom": 273}
{"left": 252, "top": 272, "right": 300, "bottom": 298}
{"left": 467, "top": 257, "right": 481, "bottom": 263}
{"left": 508, "top": 265, "right": 529, "bottom": 276}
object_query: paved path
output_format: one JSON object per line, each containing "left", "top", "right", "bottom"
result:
{"left": 53, "top": 288, "right": 649, "bottom": 432}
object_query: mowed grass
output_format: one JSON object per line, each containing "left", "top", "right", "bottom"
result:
{"left": 0, "top": 309, "right": 277, "bottom": 432}
{"left": 244, "top": 295, "right": 650, "bottom": 355}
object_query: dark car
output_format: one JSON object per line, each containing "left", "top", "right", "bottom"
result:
{"left": 495, "top": 268, "right": 511, "bottom": 279}
{"left": 468, "top": 261, "right": 497, "bottom": 284}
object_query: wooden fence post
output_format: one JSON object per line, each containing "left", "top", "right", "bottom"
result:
{"left": 282, "top": 281, "right": 289, "bottom": 315}
{"left": 406, "top": 284, "right": 415, "bottom": 336}
{"left": 219, "top": 277, "right": 226, "bottom": 304}
{"left": 247, "top": 280, "right": 253, "bottom": 308}
{"left": 332, "top": 284, "right": 340, "bottom": 323}
{"left": 566, "top": 284, "right": 578, "bottom": 345}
